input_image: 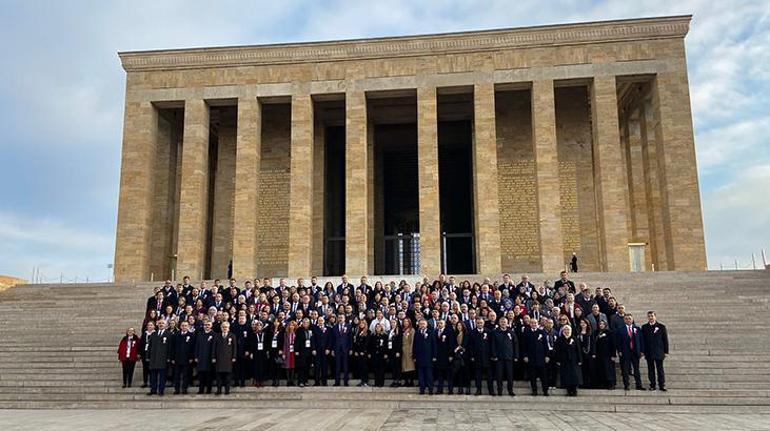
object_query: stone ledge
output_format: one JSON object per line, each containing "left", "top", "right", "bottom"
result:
{"left": 118, "top": 16, "right": 690, "bottom": 72}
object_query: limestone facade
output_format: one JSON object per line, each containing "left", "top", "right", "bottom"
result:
{"left": 114, "top": 15, "right": 707, "bottom": 281}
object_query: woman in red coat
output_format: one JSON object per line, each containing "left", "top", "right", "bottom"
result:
{"left": 118, "top": 327, "right": 140, "bottom": 388}
{"left": 280, "top": 320, "right": 298, "bottom": 386}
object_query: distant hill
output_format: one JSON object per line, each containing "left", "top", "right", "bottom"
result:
{"left": 0, "top": 275, "right": 26, "bottom": 291}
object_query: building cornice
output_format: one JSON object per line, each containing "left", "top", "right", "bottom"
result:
{"left": 119, "top": 15, "right": 691, "bottom": 72}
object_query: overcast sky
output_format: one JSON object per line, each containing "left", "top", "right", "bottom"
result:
{"left": 0, "top": 1, "right": 768, "bottom": 281}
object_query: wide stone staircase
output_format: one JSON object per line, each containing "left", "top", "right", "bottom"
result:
{"left": 1, "top": 270, "right": 769, "bottom": 412}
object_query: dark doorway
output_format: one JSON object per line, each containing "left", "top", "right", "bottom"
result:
{"left": 324, "top": 126, "right": 346, "bottom": 276}
{"left": 438, "top": 92, "right": 476, "bottom": 274}
{"left": 377, "top": 124, "right": 419, "bottom": 274}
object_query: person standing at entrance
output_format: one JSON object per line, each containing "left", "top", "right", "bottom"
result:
{"left": 570, "top": 253, "right": 578, "bottom": 272}
{"left": 641, "top": 311, "right": 668, "bottom": 391}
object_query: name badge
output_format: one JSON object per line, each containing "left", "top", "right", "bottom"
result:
{"left": 243, "top": 331, "right": 247, "bottom": 337}
{"left": 379, "top": 339, "right": 383, "bottom": 347}
{"left": 272, "top": 339, "right": 278, "bottom": 348}
{"left": 162, "top": 337, "right": 167, "bottom": 344}
{"left": 305, "top": 340, "right": 311, "bottom": 348}
{"left": 388, "top": 341, "right": 393, "bottom": 350}
{"left": 290, "top": 344, "right": 294, "bottom": 353}
{"left": 257, "top": 342, "right": 264, "bottom": 351}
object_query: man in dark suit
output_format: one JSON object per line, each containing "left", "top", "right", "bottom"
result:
{"left": 171, "top": 321, "right": 194, "bottom": 394}
{"left": 467, "top": 317, "right": 494, "bottom": 396}
{"left": 490, "top": 317, "right": 518, "bottom": 396}
{"left": 412, "top": 319, "right": 437, "bottom": 395}
{"left": 522, "top": 318, "right": 550, "bottom": 396}
{"left": 641, "top": 310, "right": 669, "bottom": 391}
{"left": 330, "top": 314, "right": 352, "bottom": 386}
{"left": 232, "top": 315, "right": 251, "bottom": 388}
{"left": 615, "top": 314, "right": 646, "bottom": 391}
{"left": 213, "top": 321, "right": 237, "bottom": 395}
{"left": 336, "top": 275, "right": 355, "bottom": 296}
{"left": 194, "top": 320, "right": 215, "bottom": 394}
{"left": 147, "top": 319, "right": 171, "bottom": 396}
{"left": 312, "top": 316, "right": 332, "bottom": 386}
{"left": 554, "top": 271, "right": 576, "bottom": 293}
{"left": 434, "top": 319, "right": 456, "bottom": 394}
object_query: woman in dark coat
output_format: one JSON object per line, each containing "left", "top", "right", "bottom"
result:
{"left": 267, "top": 319, "right": 284, "bottom": 387}
{"left": 387, "top": 319, "right": 403, "bottom": 387}
{"left": 117, "top": 327, "right": 140, "bottom": 388}
{"left": 353, "top": 320, "right": 370, "bottom": 387}
{"left": 452, "top": 321, "right": 470, "bottom": 394}
{"left": 249, "top": 320, "right": 268, "bottom": 387}
{"left": 138, "top": 321, "right": 155, "bottom": 388}
{"left": 369, "top": 323, "right": 389, "bottom": 387}
{"left": 593, "top": 319, "right": 617, "bottom": 389}
{"left": 577, "top": 318, "right": 594, "bottom": 388}
{"left": 555, "top": 325, "right": 583, "bottom": 396}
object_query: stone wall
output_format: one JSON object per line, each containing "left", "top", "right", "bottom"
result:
{"left": 555, "top": 86, "right": 600, "bottom": 272}
{"left": 496, "top": 90, "right": 542, "bottom": 272}
{"left": 257, "top": 104, "right": 291, "bottom": 276}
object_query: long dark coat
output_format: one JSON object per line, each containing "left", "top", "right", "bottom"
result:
{"left": 213, "top": 332, "right": 237, "bottom": 373}
{"left": 555, "top": 335, "right": 583, "bottom": 387}
{"left": 148, "top": 330, "right": 171, "bottom": 370}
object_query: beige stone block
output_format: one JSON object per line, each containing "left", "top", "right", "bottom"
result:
{"left": 473, "top": 83, "right": 502, "bottom": 275}
{"left": 651, "top": 66, "right": 707, "bottom": 271}
{"left": 175, "top": 99, "right": 210, "bottom": 280}
{"left": 287, "top": 93, "right": 314, "bottom": 277}
{"left": 345, "top": 90, "right": 369, "bottom": 276}
{"left": 114, "top": 101, "right": 158, "bottom": 282}
{"left": 417, "top": 86, "right": 441, "bottom": 275}
{"left": 640, "top": 99, "right": 669, "bottom": 270}
{"left": 232, "top": 98, "right": 261, "bottom": 280}
{"left": 591, "top": 75, "right": 630, "bottom": 272}
{"left": 531, "top": 80, "right": 564, "bottom": 273}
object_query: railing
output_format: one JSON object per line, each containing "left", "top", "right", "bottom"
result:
{"left": 383, "top": 233, "right": 420, "bottom": 275}
{"left": 441, "top": 231, "right": 475, "bottom": 274}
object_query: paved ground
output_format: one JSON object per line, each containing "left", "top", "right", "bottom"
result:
{"left": 1, "top": 409, "right": 769, "bottom": 430}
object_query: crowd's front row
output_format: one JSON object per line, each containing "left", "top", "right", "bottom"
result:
{"left": 118, "top": 274, "right": 669, "bottom": 398}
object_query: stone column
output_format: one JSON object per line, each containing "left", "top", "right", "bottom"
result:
{"left": 176, "top": 99, "right": 210, "bottom": 280}
{"left": 417, "top": 86, "right": 442, "bottom": 275}
{"left": 345, "top": 90, "right": 369, "bottom": 276}
{"left": 473, "top": 83, "right": 502, "bottom": 275}
{"left": 287, "top": 93, "right": 314, "bottom": 277}
{"left": 591, "top": 76, "right": 630, "bottom": 272}
{"left": 232, "top": 97, "right": 261, "bottom": 280}
{"left": 625, "top": 113, "right": 652, "bottom": 269}
{"left": 114, "top": 101, "right": 158, "bottom": 282}
{"left": 311, "top": 115, "right": 325, "bottom": 276}
{"left": 640, "top": 99, "right": 669, "bottom": 270}
{"left": 531, "top": 80, "right": 564, "bottom": 273}
{"left": 651, "top": 67, "right": 707, "bottom": 270}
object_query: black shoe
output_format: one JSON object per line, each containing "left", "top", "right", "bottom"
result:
{"left": 344, "top": 382, "right": 349, "bottom": 387}
{"left": 183, "top": 390, "right": 188, "bottom": 394}
{"left": 225, "top": 390, "right": 230, "bottom": 395}
{"left": 660, "top": 387, "right": 667, "bottom": 392}
{"left": 389, "top": 382, "right": 398, "bottom": 388}
{"left": 636, "top": 387, "right": 646, "bottom": 391}
{"left": 544, "top": 392, "right": 550, "bottom": 397}
{"left": 333, "top": 383, "right": 340, "bottom": 387}
{"left": 624, "top": 386, "right": 630, "bottom": 391}
{"left": 197, "top": 390, "right": 204, "bottom": 395}
{"left": 436, "top": 389, "right": 443, "bottom": 395}
{"left": 509, "top": 392, "right": 515, "bottom": 397}
{"left": 215, "top": 391, "right": 222, "bottom": 396}
{"left": 649, "top": 386, "right": 656, "bottom": 391}
{"left": 122, "top": 384, "right": 126, "bottom": 388}
{"left": 474, "top": 390, "right": 481, "bottom": 396}
{"left": 419, "top": 390, "right": 425, "bottom": 395}
{"left": 531, "top": 391, "right": 538, "bottom": 396}
{"left": 173, "top": 390, "right": 180, "bottom": 395}
{"left": 141, "top": 384, "right": 148, "bottom": 388}
{"left": 428, "top": 389, "right": 433, "bottom": 395}
{"left": 497, "top": 392, "right": 503, "bottom": 397}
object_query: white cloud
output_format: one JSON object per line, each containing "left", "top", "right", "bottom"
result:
{"left": 703, "top": 163, "right": 770, "bottom": 269}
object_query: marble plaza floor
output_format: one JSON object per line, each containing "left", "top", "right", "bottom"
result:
{"left": 1, "top": 409, "right": 769, "bottom": 430}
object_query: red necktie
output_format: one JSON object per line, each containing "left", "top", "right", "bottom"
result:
{"left": 628, "top": 327, "right": 634, "bottom": 349}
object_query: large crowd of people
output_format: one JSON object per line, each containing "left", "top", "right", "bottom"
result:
{"left": 118, "top": 271, "right": 669, "bottom": 398}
